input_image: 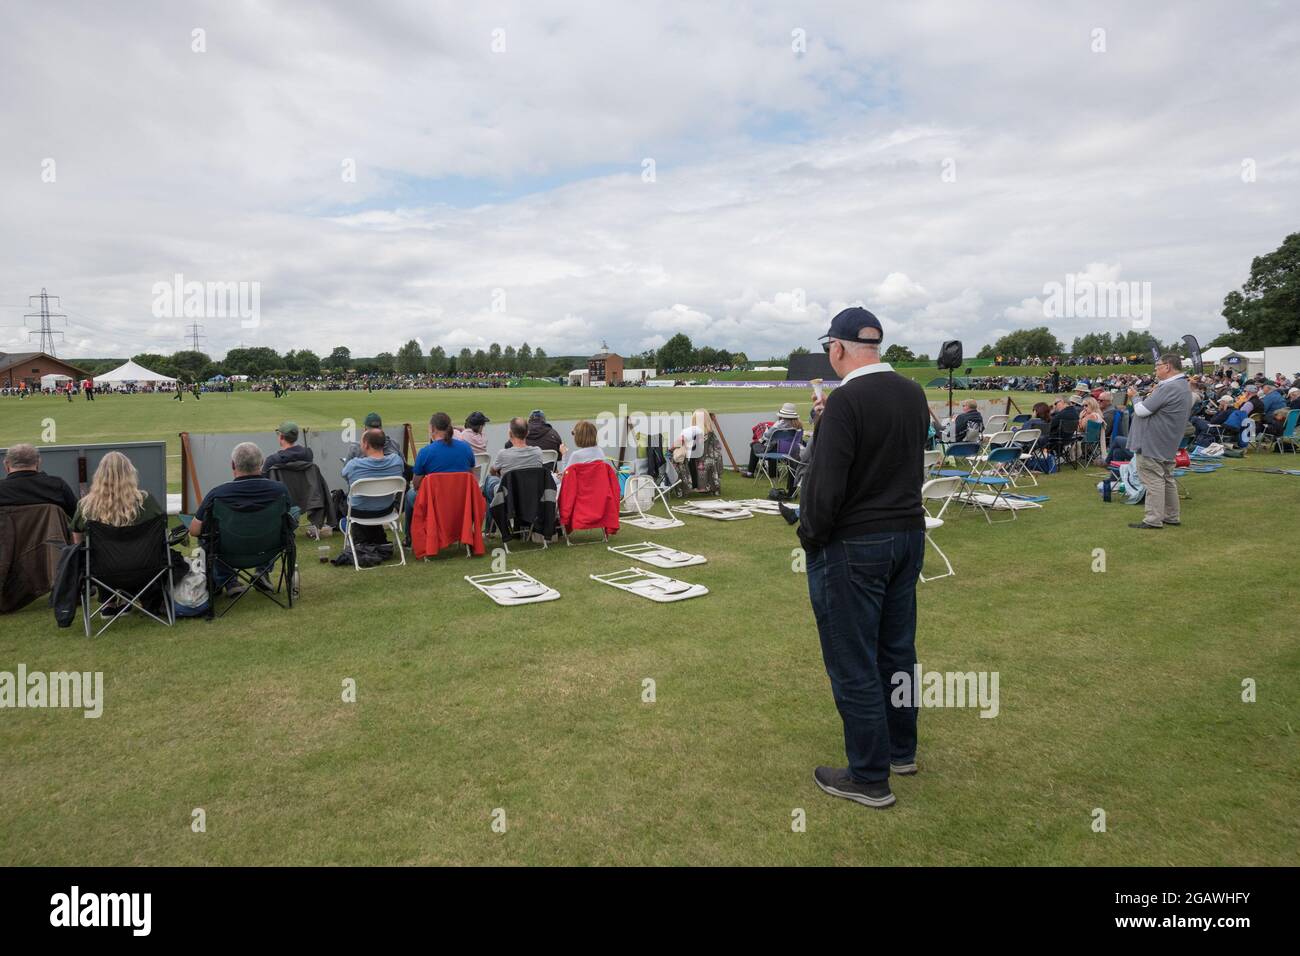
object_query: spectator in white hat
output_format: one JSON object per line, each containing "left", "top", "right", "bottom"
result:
{"left": 743, "top": 401, "right": 805, "bottom": 483}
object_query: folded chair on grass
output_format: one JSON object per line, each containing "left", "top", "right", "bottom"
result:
{"left": 591, "top": 566, "right": 708, "bottom": 602}
{"left": 342, "top": 476, "right": 407, "bottom": 570}
{"left": 202, "top": 498, "right": 298, "bottom": 619}
{"left": 81, "top": 514, "right": 175, "bottom": 637}
{"left": 920, "top": 476, "right": 961, "bottom": 583}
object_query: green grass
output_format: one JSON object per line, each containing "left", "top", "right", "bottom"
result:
{"left": 1, "top": 389, "right": 1296, "bottom": 865}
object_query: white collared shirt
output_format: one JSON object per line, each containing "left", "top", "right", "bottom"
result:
{"left": 838, "top": 361, "right": 895, "bottom": 386}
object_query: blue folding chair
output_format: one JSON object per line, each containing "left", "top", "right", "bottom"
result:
{"left": 937, "top": 441, "right": 982, "bottom": 480}
{"left": 961, "top": 446, "right": 1020, "bottom": 523}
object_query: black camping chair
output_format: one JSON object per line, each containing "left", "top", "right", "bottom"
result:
{"left": 82, "top": 514, "right": 175, "bottom": 637}
{"left": 201, "top": 497, "right": 298, "bottom": 618}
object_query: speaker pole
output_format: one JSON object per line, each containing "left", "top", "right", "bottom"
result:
{"left": 948, "top": 369, "right": 955, "bottom": 418}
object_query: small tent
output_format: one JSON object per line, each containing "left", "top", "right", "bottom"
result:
{"left": 40, "top": 373, "right": 72, "bottom": 390}
{"left": 94, "top": 359, "right": 177, "bottom": 386}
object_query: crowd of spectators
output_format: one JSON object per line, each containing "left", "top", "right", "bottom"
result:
{"left": 992, "top": 354, "right": 1150, "bottom": 367}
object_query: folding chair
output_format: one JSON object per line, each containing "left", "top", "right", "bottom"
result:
{"left": 473, "top": 452, "right": 492, "bottom": 484}
{"left": 202, "top": 498, "right": 298, "bottom": 618}
{"left": 753, "top": 427, "right": 802, "bottom": 489}
{"left": 81, "top": 515, "right": 176, "bottom": 637}
{"left": 1005, "top": 428, "right": 1042, "bottom": 488}
{"left": 557, "top": 460, "right": 619, "bottom": 546}
{"left": 620, "top": 474, "right": 684, "bottom": 529}
{"left": 936, "top": 442, "right": 982, "bottom": 480}
{"left": 1078, "top": 420, "right": 1104, "bottom": 468}
{"left": 342, "top": 476, "right": 407, "bottom": 570}
{"left": 982, "top": 414, "right": 1010, "bottom": 438}
{"left": 1266, "top": 409, "right": 1300, "bottom": 454}
{"left": 489, "top": 467, "right": 556, "bottom": 553}
{"left": 923, "top": 449, "right": 943, "bottom": 480}
{"left": 1010, "top": 414, "right": 1031, "bottom": 428}
{"left": 920, "top": 476, "right": 961, "bottom": 582}
{"left": 961, "top": 446, "right": 1020, "bottom": 523}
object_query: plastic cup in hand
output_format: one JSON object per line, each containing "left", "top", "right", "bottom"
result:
{"left": 811, "top": 378, "right": 824, "bottom": 402}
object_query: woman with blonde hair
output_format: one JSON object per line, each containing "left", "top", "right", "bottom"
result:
{"left": 672, "top": 408, "right": 724, "bottom": 495}
{"left": 71, "top": 451, "right": 164, "bottom": 543}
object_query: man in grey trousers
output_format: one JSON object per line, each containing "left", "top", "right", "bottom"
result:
{"left": 1125, "top": 353, "right": 1193, "bottom": 530}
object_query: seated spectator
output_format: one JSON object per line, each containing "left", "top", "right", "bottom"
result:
{"left": 404, "top": 412, "right": 475, "bottom": 542}
{"left": 953, "top": 400, "right": 983, "bottom": 441}
{"left": 70, "top": 451, "right": 168, "bottom": 613}
{"left": 261, "top": 421, "right": 314, "bottom": 475}
{"left": 485, "top": 417, "right": 545, "bottom": 504}
{"left": 507, "top": 409, "right": 562, "bottom": 455}
{"left": 1045, "top": 397, "right": 1080, "bottom": 452}
{"left": 743, "top": 403, "right": 804, "bottom": 477}
{"left": 0, "top": 443, "right": 77, "bottom": 516}
{"left": 1077, "top": 397, "right": 1104, "bottom": 432}
{"left": 1263, "top": 407, "right": 1291, "bottom": 438}
{"left": 558, "top": 419, "right": 606, "bottom": 473}
{"left": 1260, "top": 385, "right": 1285, "bottom": 416}
{"left": 1026, "top": 402, "right": 1052, "bottom": 434}
{"left": 671, "top": 409, "right": 723, "bottom": 494}
{"left": 1288, "top": 387, "right": 1300, "bottom": 410}
{"left": 71, "top": 451, "right": 164, "bottom": 543}
{"left": 345, "top": 413, "right": 403, "bottom": 461}
{"left": 188, "top": 443, "right": 296, "bottom": 594}
{"left": 342, "top": 429, "right": 405, "bottom": 516}
{"left": 454, "top": 411, "right": 490, "bottom": 454}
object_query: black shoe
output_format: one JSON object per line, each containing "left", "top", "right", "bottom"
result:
{"left": 890, "top": 760, "right": 918, "bottom": 775}
{"left": 1163, "top": 520, "right": 1181, "bottom": 526}
{"left": 778, "top": 502, "right": 799, "bottom": 525}
{"left": 1128, "top": 522, "right": 1163, "bottom": 530}
{"left": 813, "top": 767, "right": 896, "bottom": 808}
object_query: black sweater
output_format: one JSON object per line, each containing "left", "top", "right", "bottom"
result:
{"left": 797, "top": 367, "right": 928, "bottom": 551}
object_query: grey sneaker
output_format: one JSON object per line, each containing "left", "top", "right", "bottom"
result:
{"left": 890, "top": 760, "right": 918, "bottom": 775}
{"left": 813, "top": 766, "right": 896, "bottom": 808}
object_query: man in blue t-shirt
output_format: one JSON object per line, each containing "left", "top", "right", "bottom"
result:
{"left": 403, "top": 412, "right": 475, "bottom": 542}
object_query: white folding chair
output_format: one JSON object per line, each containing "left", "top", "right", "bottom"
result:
{"left": 620, "top": 474, "right": 684, "bottom": 529}
{"left": 473, "top": 452, "right": 492, "bottom": 484}
{"left": 982, "top": 414, "right": 1010, "bottom": 438}
{"left": 343, "top": 476, "right": 407, "bottom": 570}
{"left": 1006, "top": 428, "right": 1042, "bottom": 488}
{"left": 923, "top": 449, "right": 943, "bottom": 479}
{"left": 541, "top": 449, "right": 559, "bottom": 466}
{"left": 920, "top": 476, "right": 962, "bottom": 582}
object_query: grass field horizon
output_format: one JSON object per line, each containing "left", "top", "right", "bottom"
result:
{"left": 1, "top": 387, "right": 1296, "bottom": 866}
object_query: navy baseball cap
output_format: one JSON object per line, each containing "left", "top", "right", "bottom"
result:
{"left": 819, "top": 307, "right": 883, "bottom": 348}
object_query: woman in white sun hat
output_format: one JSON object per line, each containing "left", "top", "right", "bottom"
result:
{"left": 744, "top": 401, "right": 806, "bottom": 486}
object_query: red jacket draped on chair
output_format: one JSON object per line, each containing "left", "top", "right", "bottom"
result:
{"left": 557, "top": 461, "right": 620, "bottom": 535}
{"left": 410, "top": 472, "right": 485, "bottom": 558}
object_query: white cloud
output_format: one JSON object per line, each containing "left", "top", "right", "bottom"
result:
{"left": 1, "top": 2, "right": 1297, "bottom": 360}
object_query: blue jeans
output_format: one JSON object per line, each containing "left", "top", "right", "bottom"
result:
{"left": 806, "top": 530, "right": 925, "bottom": 784}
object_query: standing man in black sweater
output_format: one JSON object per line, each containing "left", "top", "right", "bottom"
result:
{"left": 799, "top": 307, "right": 929, "bottom": 809}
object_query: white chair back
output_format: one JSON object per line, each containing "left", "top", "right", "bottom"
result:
{"left": 921, "top": 476, "right": 962, "bottom": 519}
{"left": 541, "top": 449, "right": 559, "bottom": 465}
{"left": 346, "top": 476, "right": 406, "bottom": 518}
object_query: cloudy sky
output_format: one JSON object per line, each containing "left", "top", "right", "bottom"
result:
{"left": 2, "top": 0, "right": 1297, "bottom": 362}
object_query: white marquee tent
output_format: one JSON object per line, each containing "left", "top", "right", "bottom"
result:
{"left": 93, "top": 359, "right": 177, "bottom": 385}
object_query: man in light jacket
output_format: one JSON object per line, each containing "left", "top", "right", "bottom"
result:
{"left": 1125, "top": 353, "right": 1193, "bottom": 530}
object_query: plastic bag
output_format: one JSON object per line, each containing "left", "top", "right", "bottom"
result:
{"left": 172, "top": 550, "right": 210, "bottom": 617}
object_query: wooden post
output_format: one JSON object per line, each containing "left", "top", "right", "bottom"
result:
{"left": 179, "top": 431, "right": 203, "bottom": 514}
{"left": 709, "top": 410, "right": 742, "bottom": 473}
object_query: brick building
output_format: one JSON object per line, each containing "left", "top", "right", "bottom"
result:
{"left": 0, "top": 352, "right": 90, "bottom": 389}
{"left": 587, "top": 350, "right": 623, "bottom": 386}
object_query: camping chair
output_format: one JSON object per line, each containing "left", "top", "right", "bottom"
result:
{"left": 202, "top": 497, "right": 298, "bottom": 618}
{"left": 1079, "top": 419, "right": 1105, "bottom": 468}
{"left": 81, "top": 515, "right": 175, "bottom": 637}
{"left": 961, "top": 446, "right": 1020, "bottom": 523}
{"left": 920, "top": 476, "right": 962, "bottom": 582}
{"left": 753, "top": 427, "right": 802, "bottom": 489}
{"left": 1265, "top": 409, "right": 1300, "bottom": 454}
{"left": 342, "top": 476, "right": 407, "bottom": 570}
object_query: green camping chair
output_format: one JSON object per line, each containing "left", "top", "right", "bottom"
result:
{"left": 202, "top": 497, "right": 298, "bottom": 618}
